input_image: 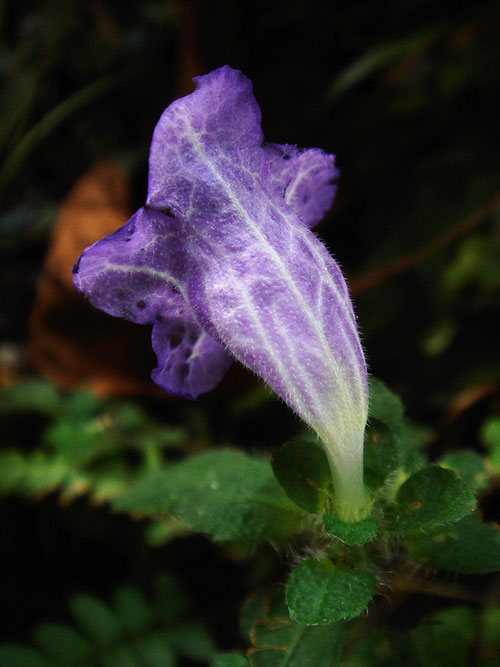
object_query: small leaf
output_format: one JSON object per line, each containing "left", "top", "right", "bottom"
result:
{"left": 271, "top": 439, "right": 331, "bottom": 513}
{"left": 34, "top": 623, "right": 91, "bottom": 664}
{"left": 440, "top": 450, "right": 489, "bottom": 492}
{"left": 113, "top": 449, "right": 301, "bottom": 542}
{"left": 286, "top": 559, "right": 376, "bottom": 625}
{"left": 241, "top": 588, "right": 345, "bottom": 666}
{"left": 368, "top": 378, "right": 404, "bottom": 432}
{"left": 407, "top": 513, "right": 500, "bottom": 574}
{"left": 113, "top": 587, "right": 153, "bottom": 634}
{"left": 481, "top": 417, "right": 500, "bottom": 473}
{"left": 69, "top": 595, "right": 122, "bottom": 644}
{"left": 363, "top": 422, "right": 400, "bottom": 489}
{"left": 322, "top": 515, "right": 378, "bottom": 546}
{"left": 388, "top": 466, "right": 476, "bottom": 532}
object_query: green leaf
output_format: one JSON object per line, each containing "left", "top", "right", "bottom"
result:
{"left": 322, "top": 515, "right": 378, "bottom": 546}
{"left": 407, "top": 512, "right": 500, "bottom": 573}
{"left": 163, "top": 620, "right": 216, "bottom": 661}
{"left": 113, "top": 449, "right": 301, "bottom": 542}
{"left": 368, "top": 378, "right": 404, "bottom": 432}
{"left": 387, "top": 466, "right": 476, "bottom": 532}
{"left": 0, "top": 645, "right": 52, "bottom": 667}
{"left": 241, "top": 588, "right": 345, "bottom": 666}
{"left": 363, "top": 422, "right": 400, "bottom": 490}
{"left": 113, "top": 587, "right": 153, "bottom": 635}
{"left": 481, "top": 417, "right": 500, "bottom": 473}
{"left": 411, "top": 606, "right": 477, "bottom": 667}
{"left": 33, "top": 624, "right": 91, "bottom": 664}
{"left": 286, "top": 559, "right": 376, "bottom": 625}
{"left": 211, "top": 652, "right": 248, "bottom": 666}
{"left": 69, "top": 595, "right": 122, "bottom": 644}
{"left": 0, "top": 379, "right": 60, "bottom": 416}
{"left": 271, "top": 439, "right": 331, "bottom": 513}
{"left": 364, "top": 380, "right": 427, "bottom": 489}
{"left": 440, "top": 450, "right": 489, "bottom": 492}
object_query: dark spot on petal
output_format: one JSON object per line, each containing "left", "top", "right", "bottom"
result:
{"left": 117, "top": 289, "right": 125, "bottom": 298}
{"left": 179, "top": 363, "right": 189, "bottom": 380}
{"left": 302, "top": 193, "right": 309, "bottom": 204}
{"left": 136, "top": 300, "right": 146, "bottom": 310}
{"left": 128, "top": 227, "right": 134, "bottom": 233}
{"left": 125, "top": 237, "right": 131, "bottom": 242}
{"left": 123, "top": 310, "right": 133, "bottom": 321}
{"left": 282, "top": 153, "right": 291, "bottom": 160}
{"left": 157, "top": 315, "right": 164, "bottom": 322}
{"left": 172, "top": 285, "right": 180, "bottom": 294}
{"left": 71, "top": 257, "right": 81, "bottom": 274}
{"left": 169, "top": 334, "right": 181, "bottom": 348}
{"left": 160, "top": 207, "right": 173, "bottom": 217}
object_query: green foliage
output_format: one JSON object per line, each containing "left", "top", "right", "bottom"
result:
{"left": 440, "top": 450, "right": 489, "bottom": 492}
{"left": 322, "top": 515, "right": 378, "bottom": 546}
{"left": 387, "top": 465, "right": 476, "bottom": 532}
{"left": 364, "top": 379, "right": 426, "bottom": 491}
{"left": 0, "top": 579, "right": 214, "bottom": 667}
{"left": 113, "top": 449, "right": 302, "bottom": 542}
{"left": 0, "top": 380, "right": 187, "bottom": 505}
{"left": 407, "top": 512, "right": 500, "bottom": 574}
{"left": 241, "top": 588, "right": 345, "bottom": 666}
{"left": 271, "top": 438, "right": 331, "bottom": 513}
{"left": 481, "top": 416, "right": 500, "bottom": 473}
{"left": 286, "top": 559, "right": 377, "bottom": 625}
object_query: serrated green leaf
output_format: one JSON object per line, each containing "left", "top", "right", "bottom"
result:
{"left": 211, "top": 652, "right": 249, "bottom": 667}
{"left": 407, "top": 512, "right": 500, "bottom": 573}
{"left": 440, "top": 450, "right": 489, "bottom": 492}
{"left": 322, "top": 515, "right": 378, "bottom": 546}
{"left": 388, "top": 466, "right": 476, "bottom": 532}
{"left": 34, "top": 623, "right": 91, "bottom": 664}
{"left": 286, "top": 559, "right": 376, "bottom": 625}
{"left": 0, "top": 645, "right": 52, "bottom": 667}
{"left": 271, "top": 439, "right": 331, "bottom": 513}
{"left": 69, "top": 595, "right": 122, "bottom": 644}
{"left": 241, "top": 588, "right": 345, "bottom": 667}
{"left": 113, "top": 449, "right": 301, "bottom": 542}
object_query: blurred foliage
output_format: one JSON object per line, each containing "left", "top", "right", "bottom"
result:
{"left": 1, "top": 0, "right": 499, "bottom": 664}
{"left": 0, "top": 577, "right": 215, "bottom": 666}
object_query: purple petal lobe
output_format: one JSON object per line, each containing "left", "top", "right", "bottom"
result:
{"left": 263, "top": 143, "right": 339, "bottom": 227}
{"left": 151, "top": 317, "right": 232, "bottom": 399}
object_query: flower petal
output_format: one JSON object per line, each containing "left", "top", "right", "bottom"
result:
{"left": 73, "top": 206, "right": 232, "bottom": 395}
{"left": 151, "top": 317, "right": 232, "bottom": 399}
{"left": 263, "top": 143, "right": 339, "bottom": 227}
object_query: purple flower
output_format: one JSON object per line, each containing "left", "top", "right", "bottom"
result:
{"left": 73, "top": 66, "right": 369, "bottom": 519}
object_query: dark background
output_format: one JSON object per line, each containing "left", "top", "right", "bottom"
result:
{"left": 1, "top": 0, "right": 499, "bottom": 657}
